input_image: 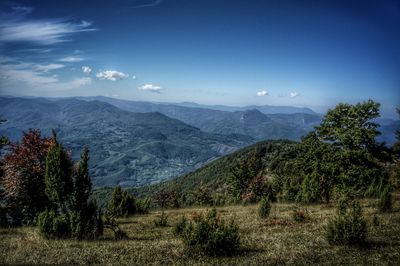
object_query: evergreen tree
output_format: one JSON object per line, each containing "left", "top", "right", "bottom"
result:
{"left": 44, "top": 131, "right": 73, "bottom": 213}
{"left": 228, "top": 148, "right": 264, "bottom": 200}
{"left": 107, "top": 186, "right": 136, "bottom": 217}
{"left": 73, "top": 146, "right": 91, "bottom": 213}
{"left": 258, "top": 196, "right": 271, "bottom": 219}
{"left": 378, "top": 186, "right": 392, "bottom": 212}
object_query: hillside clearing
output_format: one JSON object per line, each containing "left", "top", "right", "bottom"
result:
{"left": 1, "top": 197, "right": 399, "bottom": 265}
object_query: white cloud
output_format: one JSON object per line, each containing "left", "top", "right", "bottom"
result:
{"left": 82, "top": 66, "right": 92, "bottom": 74}
{"left": 130, "top": 0, "right": 163, "bottom": 8}
{"left": 0, "top": 18, "right": 96, "bottom": 45}
{"left": 35, "top": 63, "right": 64, "bottom": 72}
{"left": 96, "top": 70, "right": 129, "bottom": 81}
{"left": 54, "top": 77, "right": 91, "bottom": 91}
{"left": 138, "top": 83, "right": 161, "bottom": 93}
{"left": 290, "top": 92, "right": 299, "bottom": 98}
{"left": 59, "top": 56, "right": 84, "bottom": 62}
{"left": 0, "top": 60, "right": 91, "bottom": 91}
{"left": 257, "top": 90, "right": 268, "bottom": 96}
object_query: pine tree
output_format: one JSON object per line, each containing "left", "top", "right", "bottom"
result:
{"left": 73, "top": 146, "right": 91, "bottom": 213}
{"left": 108, "top": 186, "right": 136, "bottom": 217}
{"left": 44, "top": 131, "right": 73, "bottom": 213}
{"left": 108, "top": 186, "right": 124, "bottom": 216}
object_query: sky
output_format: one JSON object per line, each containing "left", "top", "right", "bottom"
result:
{"left": 0, "top": 0, "right": 399, "bottom": 117}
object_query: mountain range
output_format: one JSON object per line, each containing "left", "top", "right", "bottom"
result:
{"left": 0, "top": 96, "right": 398, "bottom": 187}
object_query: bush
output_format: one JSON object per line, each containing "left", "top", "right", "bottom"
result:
{"left": 378, "top": 186, "right": 392, "bottom": 213}
{"left": 174, "top": 208, "right": 240, "bottom": 256}
{"left": 372, "top": 215, "right": 380, "bottom": 226}
{"left": 103, "top": 213, "right": 128, "bottom": 240}
{"left": 0, "top": 205, "right": 9, "bottom": 227}
{"left": 174, "top": 216, "right": 187, "bottom": 235}
{"left": 37, "top": 210, "right": 71, "bottom": 239}
{"left": 70, "top": 202, "right": 103, "bottom": 240}
{"left": 136, "top": 198, "right": 151, "bottom": 214}
{"left": 326, "top": 200, "right": 367, "bottom": 245}
{"left": 258, "top": 196, "right": 271, "bottom": 219}
{"left": 154, "top": 211, "right": 168, "bottom": 227}
{"left": 108, "top": 186, "right": 136, "bottom": 217}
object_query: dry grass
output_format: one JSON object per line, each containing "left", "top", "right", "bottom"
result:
{"left": 1, "top": 197, "right": 400, "bottom": 265}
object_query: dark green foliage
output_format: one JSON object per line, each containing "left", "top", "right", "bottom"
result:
{"left": 37, "top": 210, "right": 71, "bottom": 239}
{"left": 72, "top": 146, "right": 91, "bottom": 213}
{"left": 103, "top": 214, "right": 127, "bottom": 240}
{"left": 108, "top": 186, "right": 136, "bottom": 217}
{"left": 191, "top": 184, "right": 213, "bottom": 206}
{"left": 0, "top": 205, "right": 9, "bottom": 227}
{"left": 174, "top": 209, "right": 240, "bottom": 256}
{"left": 132, "top": 140, "right": 292, "bottom": 207}
{"left": 326, "top": 200, "right": 367, "bottom": 245}
{"left": 70, "top": 201, "right": 103, "bottom": 240}
{"left": 153, "top": 190, "right": 182, "bottom": 209}
{"left": 174, "top": 215, "right": 187, "bottom": 235}
{"left": 271, "top": 101, "right": 389, "bottom": 204}
{"left": 135, "top": 198, "right": 151, "bottom": 214}
{"left": 40, "top": 138, "right": 103, "bottom": 240}
{"left": 45, "top": 133, "right": 73, "bottom": 212}
{"left": 372, "top": 215, "right": 380, "bottom": 226}
{"left": 258, "top": 196, "right": 271, "bottom": 219}
{"left": 316, "top": 100, "right": 380, "bottom": 151}
{"left": 68, "top": 146, "right": 102, "bottom": 240}
{"left": 228, "top": 148, "right": 265, "bottom": 201}
{"left": 378, "top": 186, "right": 392, "bottom": 213}
{"left": 153, "top": 211, "right": 168, "bottom": 227}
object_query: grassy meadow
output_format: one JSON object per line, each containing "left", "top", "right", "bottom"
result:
{"left": 1, "top": 195, "right": 400, "bottom": 265}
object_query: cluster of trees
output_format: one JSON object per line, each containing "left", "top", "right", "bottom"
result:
{"left": 0, "top": 130, "right": 102, "bottom": 239}
{"left": 107, "top": 185, "right": 150, "bottom": 217}
{"left": 229, "top": 100, "right": 399, "bottom": 205}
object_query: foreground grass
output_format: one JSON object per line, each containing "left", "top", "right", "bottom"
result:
{"left": 1, "top": 197, "right": 400, "bottom": 265}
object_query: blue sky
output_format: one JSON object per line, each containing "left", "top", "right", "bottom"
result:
{"left": 0, "top": 0, "right": 399, "bottom": 117}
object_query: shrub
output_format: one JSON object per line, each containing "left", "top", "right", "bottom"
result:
{"left": 0, "top": 205, "right": 9, "bottom": 227}
{"left": 174, "top": 216, "right": 187, "bottom": 235}
{"left": 174, "top": 208, "right": 240, "bottom": 256}
{"left": 136, "top": 198, "right": 151, "bottom": 214}
{"left": 372, "top": 215, "right": 380, "bottom": 226}
{"left": 326, "top": 200, "right": 367, "bottom": 245}
{"left": 37, "top": 210, "right": 71, "bottom": 239}
{"left": 107, "top": 186, "right": 136, "bottom": 217}
{"left": 258, "top": 196, "right": 271, "bottom": 219}
{"left": 70, "top": 202, "right": 103, "bottom": 240}
{"left": 378, "top": 186, "right": 392, "bottom": 213}
{"left": 104, "top": 213, "right": 128, "bottom": 240}
{"left": 153, "top": 211, "right": 168, "bottom": 227}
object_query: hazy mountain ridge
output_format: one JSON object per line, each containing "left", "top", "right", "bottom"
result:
{"left": 78, "top": 96, "right": 319, "bottom": 141}
{"left": 1, "top": 96, "right": 398, "bottom": 187}
{"left": 0, "top": 97, "right": 252, "bottom": 187}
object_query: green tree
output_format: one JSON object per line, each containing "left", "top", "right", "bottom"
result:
{"left": 271, "top": 101, "right": 388, "bottom": 203}
{"left": 258, "top": 196, "right": 271, "bottom": 219}
{"left": 44, "top": 132, "right": 73, "bottom": 213}
{"left": 228, "top": 148, "right": 264, "bottom": 200}
{"left": 107, "top": 186, "right": 136, "bottom": 217}
{"left": 73, "top": 146, "right": 91, "bottom": 213}
{"left": 316, "top": 100, "right": 381, "bottom": 151}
